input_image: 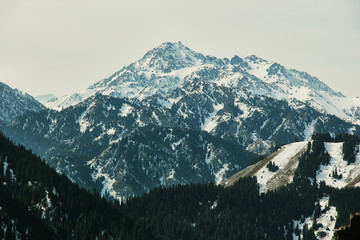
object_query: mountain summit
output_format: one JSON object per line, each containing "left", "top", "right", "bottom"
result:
{"left": 87, "top": 41, "right": 212, "bottom": 99}
{"left": 40, "top": 42, "right": 360, "bottom": 125}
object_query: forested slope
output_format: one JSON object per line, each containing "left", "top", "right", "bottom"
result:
{"left": 122, "top": 134, "right": 360, "bottom": 240}
{"left": 0, "top": 131, "right": 157, "bottom": 239}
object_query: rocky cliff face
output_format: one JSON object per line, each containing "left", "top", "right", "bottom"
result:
{"left": 334, "top": 213, "right": 360, "bottom": 240}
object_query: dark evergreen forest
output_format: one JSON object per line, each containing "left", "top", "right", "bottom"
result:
{"left": 122, "top": 134, "right": 360, "bottom": 240}
{"left": 0, "top": 132, "right": 157, "bottom": 239}
{"left": 1, "top": 131, "right": 360, "bottom": 239}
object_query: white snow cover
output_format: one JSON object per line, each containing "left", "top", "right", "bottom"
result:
{"left": 314, "top": 197, "right": 338, "bottom": 240}
{"left": 167, "top": 169, "right": 175, "bottom": 180}
{"left": 215, "top": 163, "right": 229, "bottom": 185}
{"left": 171, "top": 138, "right": 184, "bottom": 151}
{"left": 312, "top": 93, "right": 360, "bottom": 126}
{"left": 269, "top": 118, "right": 287, "bottom": 140}
{"left": 35, "top": 94, "right": 58, "bottom": 105}
{"left": 106, "top": 128, "right": 116, "bottom": 135}
{"left": 201, "top": 103, "right": 224, "bottom": 132}
{"left": 204, "top": 144, "right": 231, "bottom": 185}
{"left": 234, "top": 101, "right": 252, "bottom": 119}
{"left": 152, "top": 111, "right": 162, "bottom": 125}
{"left": 3, "top": 158, "right": 8, "bottom": 176}
{"left": 76, "top": 102, "right": 96, "bottom": 133}
{"left": 210, "top": 200, "right": 217, "bottom": 210}
{"left": 246, "top": 58, "right": 274, "bottom": 82}
{"left": 205, "top": 145, "right": 215, "bottom": 165}
{"left": 303, "top": 119, "right": 317, "bottom": 140}
{"left": 291, "top": 197, "right": 337, "bottom": 240}
{"left": 43, "top": 89, "right": 99, "bottom": 111}
{"left": 88, "top": 158, "right": 124, "bottom": 202}
{"left": 316, "top": 142, "right": 360, "bottom": 188}
{"left": 118, "top": 104, "right": 133, "bottom": 117}
{"left": 255, "top": 141, "right": 308, "bottom": 193}
{"left": 39, "top": 42, "right": 360, "bottom": 128}
{"left": 35, "top": 190, "right": 53, "bottom": 219}
{"left": 2, "top": 157, "right": 16, "bottom": 181}
{"left": 164, "top": 65, "right": 202, "bottom": 80}
{"left": 292, "top": 216, "right": 313, "bottom": 240}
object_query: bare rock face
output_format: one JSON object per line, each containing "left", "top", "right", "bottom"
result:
{"left": 333, "top": 212, "right": 360, "bottom": 240}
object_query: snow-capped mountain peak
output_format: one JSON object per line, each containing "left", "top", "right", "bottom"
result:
{"left": 138, "top": 41, "right": 208, "bottom": 71}
{"left": 35, "top": 94, "right": 58, "bottom": 105}
{"left": 39, "top": 42, "right": 359, "bottom": 127}
{"left": 89, "top": 41, "right": 210, "bottom": 90}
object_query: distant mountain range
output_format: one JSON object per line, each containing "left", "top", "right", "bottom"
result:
{"left": 37, "top": 42, "right": 360, "bottom": 126}
{"left": 0, "top": 82, "right": 45, "bottom": 123}
{"left": 1, "top": 41, "right": 360, "bottom": 201}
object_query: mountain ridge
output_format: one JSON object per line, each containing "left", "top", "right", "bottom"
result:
{"left": 1, "top": 41, "right": 360, "bottom": 201}
{"left": 221, "top": 134, "right": 360, "bottom": 239}
{"left": 3, "top": 90, "right": 359, "bottom": 200}
{"left": 223, "top": 138, "right": 360, "bottom": 192}
{"left": 37, "top": 41, "right": 360, "bottom": 126}
{"left": 0, "top": 82, "right": 45, "bottom": 123}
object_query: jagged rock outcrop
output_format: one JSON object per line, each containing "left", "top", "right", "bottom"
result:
{"left": 333, "top": 212, "right": 360, "bottom": 240}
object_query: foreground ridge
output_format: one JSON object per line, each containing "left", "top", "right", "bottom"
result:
{"left": 333, "top": 212, "right": 360, "bottom": 240}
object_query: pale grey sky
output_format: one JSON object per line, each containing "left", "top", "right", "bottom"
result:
{"left": 0, "top": 0, "right": 359, "bottom": 97}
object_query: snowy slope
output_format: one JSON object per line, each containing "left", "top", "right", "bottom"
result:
{"left": 223, "top": 141, "right": 360, "bottom": 192}
{"left": 37, "top": 89, "right": 99, "bottom": 111}
{"left": 291, "top": 196, "right": 337, "bottom": 240}
{"left": 314, "top": 197, "right": 338, "bottom": 240}
{"left": 35, "top": 94, "right": 58, "bottom": 105}
{"left": 222, "top": 141, "right": 308, "bottom": 192}
{"left": 316, "top": 142, "right": 360, "bottom": 188}
{"left": 224, "top": 140, "right": 360, "bottom": 192}
{"left": 40, "top": 42, "right": 360, "bottom": 127}
{"left": 223, "top": 139, "right": 360, "bottom": 239}
{"left": 254, "top": 141, "right": 308, "bottom": 193}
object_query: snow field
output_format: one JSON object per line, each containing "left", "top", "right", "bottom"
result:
{"left": 316, "top": 143, "right": 360, "bottom": 188}
{"left": 255, "top": 141, "right": 308, "bottom": 193}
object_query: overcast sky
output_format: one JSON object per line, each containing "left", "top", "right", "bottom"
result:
{"left": 1, "top": 0, "right": 359, "bottom": 98}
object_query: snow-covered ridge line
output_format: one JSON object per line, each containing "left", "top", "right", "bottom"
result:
{"left": 35, "top": 42, "right": 359, "bottom": 126}
{"left": 224, "top": 140, "right": 360, "bottom": 192}
{"left": 222, "top": 141, "right": 308, "bottom": 190}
